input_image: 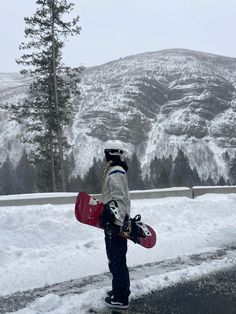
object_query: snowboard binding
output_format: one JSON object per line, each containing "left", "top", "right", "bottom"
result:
{"left": 99, "top": 200, "right": 124, "bottom": 227}
{"left": 130, "top": 215, "right": 152, "bottom": 244}
{"left": 99, "top": 201, "right": 152, "bottom": 244}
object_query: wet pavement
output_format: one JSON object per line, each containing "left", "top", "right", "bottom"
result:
{"left": 96, "top": 265, "right": 236, "bottom": 314}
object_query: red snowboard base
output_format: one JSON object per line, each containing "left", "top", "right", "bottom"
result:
{"left": 75, "top": 192, "right": 156, "bottom": 249}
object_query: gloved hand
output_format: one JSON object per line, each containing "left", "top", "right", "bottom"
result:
{"left": 99, "top": 201, "right": 116, "bottom": 227}
{"left": 130, "top": 215, "right": 142, "bottom": 244}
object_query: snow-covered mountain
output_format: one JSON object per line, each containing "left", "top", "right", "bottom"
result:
{"left": 1, "top": 49, "right": 236, "bottom": 182}
{"left": 0, "top": 73, "right": 30, "bottom": 166}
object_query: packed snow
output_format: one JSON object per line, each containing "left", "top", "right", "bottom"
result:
{"left": 0, "top": 193, "right": 236, "bottom": 313}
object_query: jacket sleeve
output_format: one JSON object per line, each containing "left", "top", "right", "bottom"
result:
{"left": 108, "top": 171, "right": 130, "bottom": 224}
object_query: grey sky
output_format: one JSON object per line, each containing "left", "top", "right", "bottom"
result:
{"left": 0, "top": 0, "right": 235, "bottom": 72}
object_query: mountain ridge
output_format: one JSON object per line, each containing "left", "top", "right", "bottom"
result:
{"left": 0, "top": 49, "right": 236, "bottom": 184}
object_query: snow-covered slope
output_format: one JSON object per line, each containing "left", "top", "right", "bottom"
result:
{"left": 72, "top": 49, "right": 236, "bottom": 180}
{"left": 1, "top": 49, "right": 236, "bottom": 181}
{"left": 0, "top": 193, "right": 236, "bottom": 313}
{"left": 0, "top": 73, "right": 30, "bottom": 166}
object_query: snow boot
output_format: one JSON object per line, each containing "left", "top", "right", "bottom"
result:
{"left": 105, "top": 296, "right": 129, "bottom": 310}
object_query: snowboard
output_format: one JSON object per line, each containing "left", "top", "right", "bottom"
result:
{"left": 75, "top": 192, "right": 156, "bottom": 249}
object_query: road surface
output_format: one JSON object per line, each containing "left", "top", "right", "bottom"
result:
{"left": 1, "top": 249, "right": 236, "bottom": 314}
{"left": 96, "top": 265, "right": 236, "bottom": 314}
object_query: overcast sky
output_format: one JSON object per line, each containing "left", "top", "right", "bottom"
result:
{"left": 0, "top": 0, "right": 235, "bottom": 72}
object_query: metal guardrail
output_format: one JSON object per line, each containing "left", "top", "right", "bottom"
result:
{"left": 192, "top": 186, "right": 236, "bottom": 197}
{"left": 0, "top": 186, "right": 235, "bottom": 207}
{"left": 130, "top": 187, "right": 193, "bottom": 199}
{"left": 0, "top": 193, "right": 77, "bottom": 207}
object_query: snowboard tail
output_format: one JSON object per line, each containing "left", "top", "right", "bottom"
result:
{"left": 75, "top": 191, "right": 104, "bottom": 228}
{"left": 75, "top": 192, "right": 156, "bottom": 249}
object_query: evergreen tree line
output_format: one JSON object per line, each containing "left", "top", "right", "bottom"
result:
{"left": 0, "top": 149, "right": 236, "bottom": 195}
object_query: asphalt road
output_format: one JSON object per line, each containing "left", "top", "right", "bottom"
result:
{"left": 96, "top": 265, "right": 236, "bottom": 314}
{"left": 1, "top": 255, "right": 235, "bottom": 314}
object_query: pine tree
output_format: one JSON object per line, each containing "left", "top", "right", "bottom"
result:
{"left": 229, "top": 156, "right": 236, "bottom": 185}
{"left": 150, "top": 157, "right": 161, "bottom": 188}
{"left": 127, "top": 153, "right": 144, "bottom": 190}
{"left": 143, "top": 174, "right": 152, "bottom": 189}
{"left": 191, "top": 167, "right": 202, "bottom": 186}
{"left": 82, "top": 159, "right": 104, "bottom": 194}
{"left": 172, "top": 149, "right": 194, "bottom": 187}
{"left": 218, "top": 176, "right": 226, "bottom": 186}
{"left": 0, "top": 156, "right": 16, "bottom": 195}
{"left": 160, "top": 155, "right": 173, "bottom": 188}
{"left": 15, "top": 150, "right": 35, "bottom": 193}
{"left": 11, "top": 0, "right": 83, "bottom": 192}
{"left": 149, "top": 155, "right": 173, "bottom": 188}
{"left": 204, "top": 176, "right": 215, "bottom": 186}
{"left": 67, "top": 175, "right": 82, "bottom": 192}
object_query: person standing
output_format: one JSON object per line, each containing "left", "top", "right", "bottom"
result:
{"left": 101, "top": 139, "right": 131, "bottom": 310}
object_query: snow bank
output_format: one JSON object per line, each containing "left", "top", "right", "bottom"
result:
{"left": 9, "top": 256, "right": 236, "bottom": 314}
{"left": 1, "top": 193, "right": 236, "bottom": 299}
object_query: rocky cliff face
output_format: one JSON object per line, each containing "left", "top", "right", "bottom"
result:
{"left": 72, "top": 49, "right": 236, "bottom": 182}
{"left": 1, "top": 49, "right": 236, "bottom": 182}
{"left": 0, "top": 73, "right": 30, "bottom": 166}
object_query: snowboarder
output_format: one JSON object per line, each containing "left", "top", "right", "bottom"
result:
{"left": 102, "top": 139, "right": 131, "bottom": 310}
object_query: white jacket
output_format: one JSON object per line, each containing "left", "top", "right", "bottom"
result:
{"left": 101, "top": 165, "right": 131, "bottom": 226}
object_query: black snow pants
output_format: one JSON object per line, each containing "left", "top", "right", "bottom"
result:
{"left": 105, "top": 225, "right": 130, "bottom": 300}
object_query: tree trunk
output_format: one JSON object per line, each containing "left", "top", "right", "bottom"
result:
{"left": 50, "top": 138, "right": 57, "bottom": 192}
{"left": 51, "top": 0, "right": 66, "bottom": 191}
